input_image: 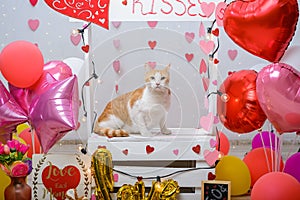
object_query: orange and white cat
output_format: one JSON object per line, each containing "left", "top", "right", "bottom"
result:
{"left": 94, "top": 64, "right": 171, "bottom": 137}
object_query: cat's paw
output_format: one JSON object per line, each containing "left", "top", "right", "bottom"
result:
{"left": 140, "top": 130, "right": 152, "bottom": 137}
{"left": 161, "top": 129, "right": 172, "bottom": 135}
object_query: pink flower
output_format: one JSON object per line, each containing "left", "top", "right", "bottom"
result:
{"left": 0, "top": 144, "right": 4, "bottom": 154}
{"left": 7, "top": 140, "right": 20, "bottom": 151}
{"left": 18, "top": 144, "right": 30, "bottom": 154}
{"left": 11, "top": 161, "right": 29, "bottom": 177}
{"left": 3, "top": 145, "right": 10, "bottom": 154}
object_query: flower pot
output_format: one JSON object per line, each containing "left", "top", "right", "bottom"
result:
{"left": 4, "top": 176, "right": 31, "bottom": 200}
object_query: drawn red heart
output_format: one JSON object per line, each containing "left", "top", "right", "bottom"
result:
{"left": 223, "top": 0, "right": 298, "bottom": 62}
{"left": 212, "top": 28, "right": 219, "bottom": 37}
{"left": 185, "top": 53, "right": 194, "bottom": 62}
{"left": 29, "top": 0, "right": 38, "bottom": 6}
{"left": 208, "top": 172, "right": 216, "bottom": 180}
{"left": 81, "top": 45, "right": 90, "bottom": 53}
{"left": 42, "top": 165, "right": 81, "bottom": 200}
{"left": 146, "top": 145, "right": 155, "bottom": 154}
{"left": 122, "top": 149, "right": 128, "bottom": 155}
{"left": 122, "top": 0, "right": 127, "bottom": 5}
{"left": 44, "top": 0, "right": 110, "bottom": 29}
{"left": 192, "top": 144, "right": 201, "bottom": 154}
{"left": 148, "top": 41, "right": 157, "bottom": 49}
{"left": 213, "top": 58, "right": 219, "bottom": 64}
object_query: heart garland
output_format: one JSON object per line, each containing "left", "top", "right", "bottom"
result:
{"left": 44, "top": 0, "right": 110, "bottom": 29}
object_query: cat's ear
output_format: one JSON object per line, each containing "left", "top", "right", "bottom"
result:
{"left": 144, "top": 63, "right": 153, "bottom": 72}
{"left": 164, "top": 64, "right": 171, "bottom": 71}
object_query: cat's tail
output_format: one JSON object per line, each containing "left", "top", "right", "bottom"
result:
{"left": 94, "top": 125, "right": 129, "bottom": 137}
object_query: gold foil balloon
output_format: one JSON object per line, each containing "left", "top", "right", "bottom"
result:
{"left": 91, "top": 148, "right": 114, "bottom": 200}
{"left": 147, "top": 179, "right": 180, "bottom": 200}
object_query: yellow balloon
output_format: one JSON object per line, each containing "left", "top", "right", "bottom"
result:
{"left": 16, "top": 123, "right": 30, "bottom": 135}
{"left": 215, "top": 155, "right": 251, "bottom": 196}
{"left": 0, "top": 170, "right": 10, "bottom": 199}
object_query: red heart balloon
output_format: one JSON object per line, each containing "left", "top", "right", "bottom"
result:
{"left": 42, "top": 165, "right": 81, "bottom": 200}
{"left": 223, "top": 0, "right": 299, "bottom": 62}
{"left": 44, "top": 0, "right": 110, "bottom": 29}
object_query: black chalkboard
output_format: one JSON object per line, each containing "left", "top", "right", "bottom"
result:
{"left": 201, "top": 180, "right": 231, "bottom": 200}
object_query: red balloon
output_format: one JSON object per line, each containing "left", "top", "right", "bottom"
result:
{"left": 223, "top": 0, "right": 298, "bottom": 62}
{"left": 243, "top": 147, "right": 284, "bottom": 187}
{"left": 0, "top": 41, "right": 44, "bottom": 88}
{"left": 251, "top": 172, "right": 300, "bottom": 200}
{"left": 217, "top": 70, "right": 267, "bottom": 133}
{"left": 216, "top": 131, "right": 230, "bottom": 155}
{"left": 19, "top": 128, "right": 42, "bottom": 158}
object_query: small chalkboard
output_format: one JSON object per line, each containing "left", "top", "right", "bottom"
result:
{"left": 201, "top": 180, "right": 231, "bottom": 200}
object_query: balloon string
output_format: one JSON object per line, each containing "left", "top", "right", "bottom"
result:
{"left": 258, "top": 129, "right": 271, "bottom": 172}
{"left": 81, "top": 61, "right": 98, "bottom": 117}
{"left": 274, "top": 130, "right": 278, "bottom": 172}
{"left": 30, "top": 125, "right": 36, "bottom": 155}
{"left": 268, "top": 130, "right": 274, "bottom": 172}
{"left": 113, "top": 166, "right": 215, "bottom": 180}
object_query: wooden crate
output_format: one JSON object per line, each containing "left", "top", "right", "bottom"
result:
{"left": 88, "top": 128, "right": 215, "bottom": 199}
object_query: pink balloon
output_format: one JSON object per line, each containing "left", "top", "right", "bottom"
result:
{"left": 30, "top": 75, "right": 79, "bottom": 153}
{"left": 0, "top": 80, "right": 28, "bottom": 137}
{"left": 9, "top": 61, "right": 73, "bottom": 115}
{"left": 252, "top": 131, "right": 279, "bottom": 151}
{"left": 284, "top": 152, "right": 300, "bottom": 183}
{"left": 256, "top": 63, "right": 300, "bottom": 134}
{"left": 251, "top": 172, "right": 300, "bottom": 200}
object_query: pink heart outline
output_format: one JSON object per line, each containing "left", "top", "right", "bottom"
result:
{"left": 204, "top": 149, "right": 219, "bottom": 166}
{"left": 210, "top": 138, "right": 217, "bottom": 148}
{"left": 215, "top": 2, "right": 227, "bottom": 26}
{"left": 147, "top": 61, "right": 156, "bottom": 69}
{"left": 199, "top": 22, "right": 206, "bottom": 37}
{"left": 113, "top": 173, "right": 119, "bottom": 182}
{"left": 70, "top": 34, "right": 81, "bottom": 46}
{"left": 112, "top": 21, "right": 121, "bottom": 28}
{"left": 228, "top": 49, "right": 238, "bottom": 60}
{"left": 185, "top": 32, "right": 195, "bottom": 43}
{"left": 199, "top": 59, "right": 207, "bottom": 74}
{"left": 201, "top": 2, "right": 216, "bottom": 17}
{"left": 113, "top": 60, "right": 121, "bottom": 73}
{"left": 147, "top": 21, "right": 158, "bottom": 29}
{"left": 28, "top": 19, "right": 40, "bottom": 31}
{"left": 199, "top": 40, "right": 215, "bottom": 55}
{"left": 200, "top": 112, "right": 214, "bottom": 131}
{"left": 113, "top": 39, "right": 120, "bottom": 49}
{"left": 173, "top": 149, "right": 179, "bottom": 156}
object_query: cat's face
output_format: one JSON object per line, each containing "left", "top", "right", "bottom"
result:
{"left": 144, "top": 64, "right": 170, "bottom": 91}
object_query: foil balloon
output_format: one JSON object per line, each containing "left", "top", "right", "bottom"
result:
{"left": 217, "top": 70, "right": 267, "bottom": 133}
{"left": 147, "top": 179, "right": 180, "bottom": 200}
{"left": 91, "top": 148, "right": 114, "bottom": 200}
{"left": 117, "top": 180, "right": 145, "bottom": 200}
{"left": 0, "top": 80, "right": 28, "bottom": 137}
{"left": 223, "top": 0, "right": 299, "bottom": 62}
{"left": 30, "top": 75, "right": 79, "bottom": 153}
{"left": 256, "top": 63, "right": 300, "bottom": 134}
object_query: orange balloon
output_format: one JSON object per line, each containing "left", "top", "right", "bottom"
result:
{"left": 216, "top": 131, "right": 230, "bottom": 155}
{"left": 243, "top": 147, "right": 284, "bottom": 187}
{"left": 251, "top": 172, "right": 300, "bottom": 200}
{"left": 217, "top": 70, "right": 267, "bottom": 133}
{"left": 19, "top": 128, "right": 42, "bottom": 158}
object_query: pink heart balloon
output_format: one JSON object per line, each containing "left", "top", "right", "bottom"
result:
{"left": 256, "top": 63, "right": 300, "bottom": 134}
